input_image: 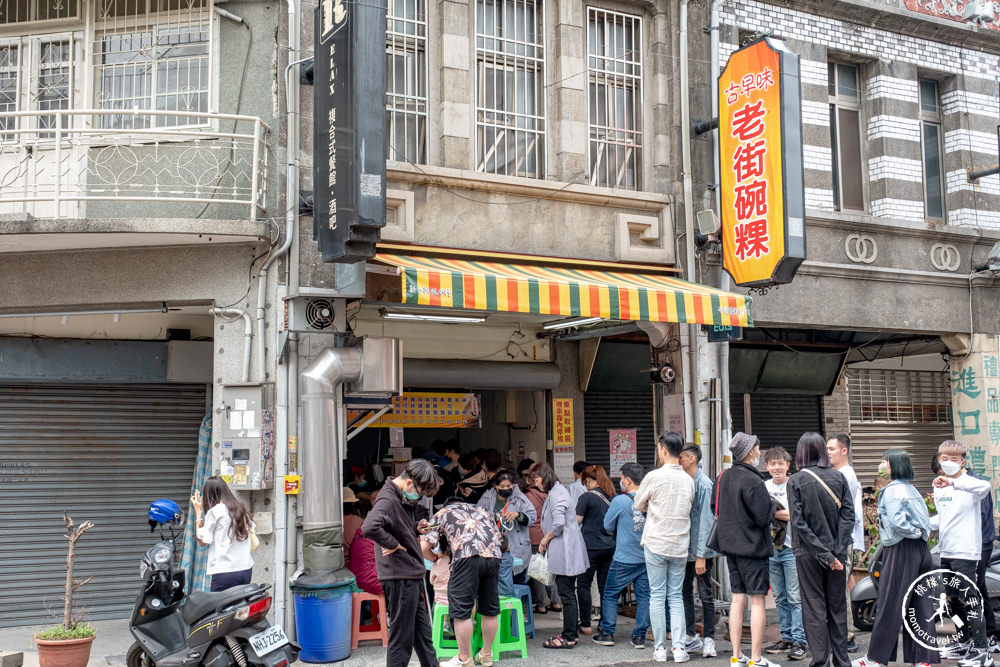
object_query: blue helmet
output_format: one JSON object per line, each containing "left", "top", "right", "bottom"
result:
{"left": 148, "top": 499, "right": 183, "bottom": 525}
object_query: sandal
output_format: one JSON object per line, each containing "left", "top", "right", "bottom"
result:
{"left": 547, "top": 603, "right": 563, "bottom": 612}
{"left": 534, "top": 605, "right": 548, "bottom": 614}
{"left": 543, "top": 635, "right": 576, "bottom": 649}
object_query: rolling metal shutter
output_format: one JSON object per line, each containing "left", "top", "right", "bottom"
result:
{"left": 730, "top": 393, "right": 823, "bottom": 460}
{"left": 0, "top": 383, "right": 206, "bottom": 627}
{"left": 584, "top": 391, "right": 656, "bottom": 473}
{"left": 847, "top": 369, "right": 953, "bottom": 495}
{"left": 848, "top": 422, "right": 954, "bottom": 495}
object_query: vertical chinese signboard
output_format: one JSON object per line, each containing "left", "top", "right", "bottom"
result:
{"left": 553, "top": 398, "right": 575, "bottom": 483}
{"left": 718, "top": 38, "right": 806, "bottom": 286}
{"left": 314, "top": 0, "right": 387, "bottom": 263}
{"left": 950, "top": 334, "right": 1000, "bottom": 512}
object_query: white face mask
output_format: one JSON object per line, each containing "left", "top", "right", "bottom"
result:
{"left": 940, "top": 460, "right": 962, "bottom": 476}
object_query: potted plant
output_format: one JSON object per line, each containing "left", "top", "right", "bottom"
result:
{"left": 34, "top": 513, "right": 96, "bottom": 667}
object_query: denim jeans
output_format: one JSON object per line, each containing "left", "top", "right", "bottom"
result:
{"left": 645, "top": 547, "right": 687, "bottom": 650}
{"left": 768, "top": 547, "right": 806, "bottom": 644}
{"left": 599, "top": 560, "right": 650, "bottom": 639}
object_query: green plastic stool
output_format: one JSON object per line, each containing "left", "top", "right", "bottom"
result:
{"left": 431, "top": 603, "right": 460, "bottom": 658}
{"left": 474, "top": 596, "right": 528, "bottom": 659}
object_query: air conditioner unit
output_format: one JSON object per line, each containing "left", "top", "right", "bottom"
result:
{"left": 963, "top": 0, "right": 994, "bottom": 22}
{"left": 283, "top": 295, "right": 344, "bottom": 334}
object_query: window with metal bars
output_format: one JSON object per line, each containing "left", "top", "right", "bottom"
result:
{"left": 475, "top": 0, "right": 545, "bottom": 178}
{"left": 385, "top": 0, "right": 426, "bottom": 164}
{"left": 847, "top": 369, "right": 952, "bottom": 423}
{"left": 93, "top": 0, "right": 211, "bottom": 129}
{"left": 587, "top": 8, "right": 641, "bottom": 190}
{"left": 0, "top": 0, "right": 81, "bottom": 23}
{"left": 0, "top": 35, "right": 76, "bottom": 139}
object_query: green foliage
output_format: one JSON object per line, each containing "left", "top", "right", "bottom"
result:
{"left": 36, "top": 623, "right": 96, "bottom": 640}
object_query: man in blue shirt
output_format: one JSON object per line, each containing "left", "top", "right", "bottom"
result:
{"left": 592, "top": 462, "right": 650, "bottom": 649}
{"left": 680, "top": 444, "right": 718, "bottom": 657}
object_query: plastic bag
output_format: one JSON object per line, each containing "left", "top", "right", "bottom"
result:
{"left": 527, "top": 552, "right": 554, "bottom": 586}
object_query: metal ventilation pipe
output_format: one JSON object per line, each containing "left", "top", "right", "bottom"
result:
{"left": 298, "top": 346, "right": 362, "bottom": 578}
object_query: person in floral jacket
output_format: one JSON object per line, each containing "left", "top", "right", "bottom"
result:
{"left": 421, "top": 497, "right": 504, "bottom": 667}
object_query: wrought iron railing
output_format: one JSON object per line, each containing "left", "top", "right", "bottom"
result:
{"left": 0, "top": 109, "right": 270, "bottom": 220}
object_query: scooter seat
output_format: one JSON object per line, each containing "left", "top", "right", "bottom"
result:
{"left": 181, "top": 584, "right": 266, "bottom": 625}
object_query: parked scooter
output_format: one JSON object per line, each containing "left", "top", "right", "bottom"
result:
{"left": 850, "top": 542, "right": 1000, "bottom": 631}
{"left": 126, "top": 499, "right": 298, "bottom": 667}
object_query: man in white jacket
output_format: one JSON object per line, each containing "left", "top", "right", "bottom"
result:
{"left": 932, "top": 440, "right": 994, "bottom": 667}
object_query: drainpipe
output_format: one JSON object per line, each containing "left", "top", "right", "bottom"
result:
{"left": 210, "top": 307, "right": 252, "bottom": 383}
{"left": 679, "top": 0, "right": 701, "bottom": 443}
{"left": 298, "top": 347, "right": 362, "bottom": 579}
{"left": 709, "top": 0, "right": 733, "bottom": 464}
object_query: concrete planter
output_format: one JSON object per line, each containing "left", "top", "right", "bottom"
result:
{"left": 34, "top": 635, "right": 95, "bottom": 667}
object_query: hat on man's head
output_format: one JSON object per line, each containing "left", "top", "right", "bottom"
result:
{"left": 343, "top": 487, "right": 359, "bottom": 503}
{"left": 350, "top": 465, "right": 365, "bottom": 477}
{"left": 729, "top": 432, "right": 759, "bottom": 463}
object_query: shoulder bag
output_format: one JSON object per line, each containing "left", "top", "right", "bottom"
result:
{"left": 803, "top": 468, "right": 842, "bottom": 508}
{"left": 706, "top": 472, "right": 723, "bottom": 552}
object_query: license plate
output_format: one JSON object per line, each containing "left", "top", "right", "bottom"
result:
{"left": 249, "top": 625, "right": 288, "bottom": 657}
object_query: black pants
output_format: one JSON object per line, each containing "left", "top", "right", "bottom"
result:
{"left": 942, "top": 557, "right": 989, "bottom": 650}
{"left": 555, "top": 574, "right": 579, "bottom": 642}
{"left": 513, "top": 569, "right": 528, "bottom": 586}
{"left": 867, "top": 538, "right": 939, "bottom": 665}
{"left": 796, "top": 555, "right": 849, "bottom": 667}
{"left": 577, "top": 548, "right": 613, "bottom": 628}
{"left": 683, "top": 559, "right": 715, "bottom": 639}
{"left": 210, "top": 568, "right": 252, "bottom": 592}
{"left": 382, "top": 578, "right": 437, "bottom": 667}
{"left": 978, "top": 545, "right": 997, "bottom": 637}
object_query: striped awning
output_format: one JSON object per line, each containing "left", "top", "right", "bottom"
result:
{"left": 373, "top": 252, "right": 753, "bottom": 327}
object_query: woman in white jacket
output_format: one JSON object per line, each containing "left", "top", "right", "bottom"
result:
{"left": 192, "top": 476, "right": 254, "bottom": 591}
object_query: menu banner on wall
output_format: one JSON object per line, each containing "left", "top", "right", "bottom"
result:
{"left": 950, "top": 335, "right": 1000, "bottom": 506}
{"left": 554, "top": 446, "right": 575, "bottom": 485}
{"left": 609, "top": 428, "right": 638, "bottom": 477}
{"left": 718, "top": 37, "right": 806, "bottom": 287}
{"left": 553, "top": 398, "right": 575, "bottom": 446}
{"left": 346, "top": 392, "right": 481, "bottom": 428}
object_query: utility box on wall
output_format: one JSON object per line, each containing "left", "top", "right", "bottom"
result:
{"left": 217, "top": 384, "right": 274, "bottom": 490}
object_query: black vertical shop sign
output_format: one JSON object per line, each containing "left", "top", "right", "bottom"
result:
{"left": 313, "top": 0, "right": 387, "bottom": 263}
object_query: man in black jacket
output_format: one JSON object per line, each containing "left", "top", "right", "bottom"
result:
{"left": 713, "top": 432, "right": 778, "bottom": 667}
{"left": 361, "top": 459, "right": 441, "bottom": 667}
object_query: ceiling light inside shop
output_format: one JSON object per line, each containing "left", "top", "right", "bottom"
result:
{"left": 542, "top": 316, "right": 605, "bottom": 331}
{"left": 380, "top": 311, "right": 487, "bottom": 324}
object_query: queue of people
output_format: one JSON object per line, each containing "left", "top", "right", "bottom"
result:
{"left": 342, "top": 433, "right": 998, "bottom": 667}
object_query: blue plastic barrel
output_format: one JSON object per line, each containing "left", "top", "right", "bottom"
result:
{"left": 291, "top": 578, "right": 354, "bottom": 663}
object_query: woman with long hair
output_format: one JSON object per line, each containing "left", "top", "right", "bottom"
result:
{"left": 524, "top": 468, "right": 559, "bottom": 613}
{"left": 575, "top": 464, "right": 616, "bottom": 635}
{"left": 192, "top": 476, "right": 255, "bottom": 591}
{"left": 786, "top": 432, "right": 855, "bottom": 667}
{"left": 532, "top": 462, "right": 590, "bottom": 649}
{"left": 853, "top": 449, "right": 938, "bottom": 667}
{"left": 478, "top": 469, "right": 537, "bottom": 585}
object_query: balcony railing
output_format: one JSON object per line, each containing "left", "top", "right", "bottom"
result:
{"left": 0, "top": 110, "right": 270, "bottom": 220}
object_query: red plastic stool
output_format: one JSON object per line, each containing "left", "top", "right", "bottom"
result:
{"left": 351, "top": 591, "right": 389, "bottom": 649}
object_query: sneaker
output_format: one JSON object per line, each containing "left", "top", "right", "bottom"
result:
{"left": 959, "top": 650, "right": 995, "bottom": 667}
{"left": 732, "top": 656, "right": 750, "bottom": 666}
{"left": 703, "top": 637, "right": 717, "bottom": 657}
{"left": 632, "top": 636, "right": 646, "bottom": 649}
{"left": 751, "top": 657, "right": 782, "bottom": 667}
{"left": 944, "top": 641, "right": 975, "bottom": 660}
{"left": 847, "top": 634, "right": 859, "bottom": 654}
{"left": 788, "top": 643, "right": 807, "bottom": 661}
{"left": 673, "top": 647, "right": 691, "bottom": 663}
{"left": 654, "top": 647, "right": 669, "bottom": 662}
{"left": 592, "top": 630, "right": 615, "bottom": 647}
{"left": 476, "top": 648, "right": 493, "bottom": 667}
{"left": 440, "top": 656, "right": 474, "bottom": 667}
{"left": 990, "top": 637, "right": 1000, "bottom": 654}
{"left": 766, "top": 641, "right": 792, "bottom": 654}
{"left": 851, "top": 657, "right": 884, "bottom": 667}
{"left": 686, "top": 635, "right": 704, "bottom": 652}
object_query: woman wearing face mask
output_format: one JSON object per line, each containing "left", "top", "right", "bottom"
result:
{"left": 853, "top": 450, "right": 937, "bottom": 667}
{"left": 574, "top": 464, "right": 617, "bottom": 636}
{"left": 361, "top": 459, "right": 441, "bottom": 667}
{"left": 478, "top": 469, "right": 537, "bottom": 585}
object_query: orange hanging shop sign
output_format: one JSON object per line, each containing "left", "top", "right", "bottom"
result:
{"left": 718, "top": 38, "right": 806, "bottom": 287}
